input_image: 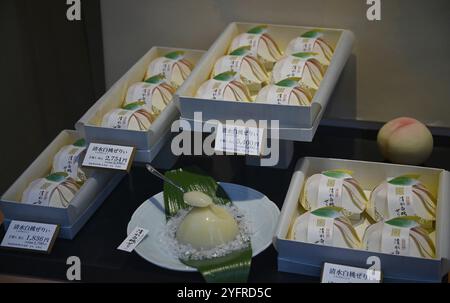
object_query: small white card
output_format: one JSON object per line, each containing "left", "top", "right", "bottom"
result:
{"left": 117, "top": 227, "right": 149, "bottom": 252}
{"left": 321, "top": 262, "right": 382, "bottom": 283}
{"left": 82, "top": 143, "right": 135, "bottom": 171}
{"left": 214, "top": 122, "right": 265, "bottom": 156}
{"left": 1, "top": 220, "right": 59, "bottom": 253}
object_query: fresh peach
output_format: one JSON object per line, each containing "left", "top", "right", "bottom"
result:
{"left": 377, "top": 117, "right": 433, "bottom": 165}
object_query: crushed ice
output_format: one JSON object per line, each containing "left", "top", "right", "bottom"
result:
{"left": 160, "top": 204, "right": 252, "bottom": 261}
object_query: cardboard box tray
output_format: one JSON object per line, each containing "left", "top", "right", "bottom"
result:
{"left": 76, "top": 47, "right": 205, "bottom": 162}
{"left": 0, "top": 130, "right": 124, "bottom": 239}
{"left": 274, "top": 157, "right": 450, "bottom": 282}
{"left": 176, "top": 22, "right": 354, "bottom": 141}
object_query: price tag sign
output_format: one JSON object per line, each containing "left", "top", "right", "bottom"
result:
{"left": 214, "top": 122, "right": 265, "bottom": 156}
{"left": 82, "top": 143, "right": 135, "bottom": 171}
{"left": 117, "top": 227, "right": 149, "bottom": 252}
{"left": 321, "top": 262, "right": 382, "bottom": 283}
{"left": 0, "top": 220, "right": 59, "bottom": 253}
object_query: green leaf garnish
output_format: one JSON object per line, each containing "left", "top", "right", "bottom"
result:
{"left": 386, "top": 217, "right": 420, "bottom": 229}
{"left": 164, "top": 50, "right": 184, "bottom": 60}
{"left": 388, "top": 175, "right": 420, "bottom": 186}
{"left": 247, "top": 25, "right": 267, "bottom": 34}
{"left": 181, "top": 248, "right": 251, "bottom": 283}
{"left": 311, "top": 206, "right": 344, "bottom": 219}
{"left": 46, "top": 172, "right": 68, "bottom": 182}
{"left": 291, "top": 52, "right": 318, "bottom": 59}
{"left": 144, "top": 73, "right": 166, "bottom": 84}
{"left": 276, "top": 77, "right": 301, "bottom": 87}
{"left": 322, "top": 169, "right": 353, "bottom": 179}
{"left": 122, "top": 101, "right": 145, "bottom": 110}
{"left": 73, "top": 138, "right": 86, "bottom": 147}
{"left": 229, "top": 46, "right": 251, "bottom": 56}
{"left": 213, "top": 71, "right": 237, "bottom": 82}
{"left": 301, "top": 30, "right": 323, "bottom": 39}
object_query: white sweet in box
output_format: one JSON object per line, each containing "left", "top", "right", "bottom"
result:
{"left": 196, "top": 25, "right": 336, "bottom": 106}
{"left": 101, "top": 50, "right": 195, "bottom": 132}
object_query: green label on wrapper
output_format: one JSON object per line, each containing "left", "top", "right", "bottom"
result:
{"left": 73, "top": 138, "right": 86, "bottom": 147}
{"left": 122, "top": 101, "right": 145, "bottom": 111}
{"left": 164, "top": 50, "right": 184, "bottom": 60}
{"left": 275, "top": 77, "right": 301, "bottom": 88}
{"left": 387, "top": 175, "right": 420, "bottom": 186}
{"left": 46, "top": 172, "right": 69, "bottom": 182}
{"left": 386, "top": 217, "right": 420, "bottom": 229}
{"left": 301, "top": 30, "right": 323, "bottom": 39}
{"left": 322, "top": 169, "right": 353, "bottom": 179}
{"left": 246, "top": 25, "right": 267, "bottom": 34}
{"left": 144, "top": 73, "right": 166, "bottom": 84}
{"left": 213, "top": 71, "right": 237, "bottom": 82}
{"left": 311, "top": 206, "right": 345, "bottom": 219}
{"left": 291, "top": 52, "right": 319, "bottom": 60}
{"left": 229, "top": 46, "right": 251, "bottom": 56}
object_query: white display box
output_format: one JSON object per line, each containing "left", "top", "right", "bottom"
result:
{"left": 0, "top": 130, "right": 124, "bottom": 239}
{"left": 176, "top": 22, "right": 354, "bottom": 141}
{"left": 274, "top": 157, "right": 450, "bottom": 282}
{"left": 76, "top": 47, "right": 205, "bottom": 163}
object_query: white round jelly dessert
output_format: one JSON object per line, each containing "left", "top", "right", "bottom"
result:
{"left": 145, "top": 51, "right": 194, "bottom": 88}
{"left": 301, "top": 170, "right": 368, "bottom": 216}
{"left": 367, "top": 175, "right": 436, "bottom": 223}
{"left": 123, "top": 74, "right": 176, "bottom": 115}
{"left": 212, "top": 46, "right": 269, "bottom": 95}
{"left": 183, "top": 191, "right": 213, "bottom": 208}
{"left": 229, "top": 25, "right": 283, "bottom": 71}
{"left": 255, "top": 78, "right": 313, "bottom": 106}
{"left": 363, "top": 219, "right": 435, "bottom": 259}
{"left": 52, "top": 138, "right": 87, "bottom": 183}
{"left": 21, "top": 172, "right": 81, "bottom": 208}
{"left": 285, "top": 30, "right": 334, "bottom": 66}
{"left": 196, "top": 71, "right": 252, "bottom": 102}
{"left": 101, "top": 102, "right": 155, "bottom": 131}
{"left": 271, "top": 52, "right": 325, "bottom": 90}
{"left": 176, "top": 202, "right": 239, "bottom": 250}
{"left": 291, "top": 207, "right": 361, "bottom": 249}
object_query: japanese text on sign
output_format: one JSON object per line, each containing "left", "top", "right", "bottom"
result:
{"left": 214, "top": 122, "right": 264, "bottom": 156}
{"left": 117, "top": 227, "right": 149, "bottom": 252}
{"left": 82, "top": 143, "right": 135, "bottom": 171}
{"left": 1, "top": 220, "right": 59, "bottom": 252}
{"left": 321, "top": 262, "right": 381, "bottom": 283}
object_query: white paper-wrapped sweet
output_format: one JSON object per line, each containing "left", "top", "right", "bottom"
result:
{"left": 285, "top": 30, "right": 334, "bottom": 66}
{"left": 255, "top": 77, "right": 313, "bottom": 106}
{"left": 52, "top": 138, "right": 87, "bottom": 183}
{"left": 367, "top": 175, "right": 436, "bottom": 224}
{"left": 291, "top": 207, "right": 361, "bottom": 249}
{"left": 176, "top": 191, "right": 239, "bottom": 250}
{"left": 272, "top": 52, "right": 325, "bottom": 90}
{"left": 123, "top": 74, "right": 176, "bottom": 115}
{"left": 196, "top": 71, "right": 252, "bottom": 102}
{"left": 21, "top": 172, "right": 81, "bottom": 208}
{"left": 212, "top": 46, "right": 269, "bottom": 95}
{"left": 145, "top": 50, "right": 194, "bottom": 88}
{"left": 363, "top": 218, "right": 435, "bottom": 259}
{"left": 229, "top": 25, "right": 283, "bottom": 71}
{"left": 300, "top": 170, "right": 368, "bottom": 217}
{"left": 101, "top": 102, "right": 155, "bottom": 131}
